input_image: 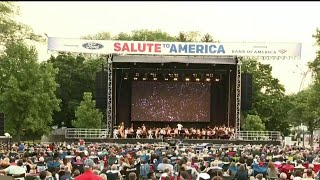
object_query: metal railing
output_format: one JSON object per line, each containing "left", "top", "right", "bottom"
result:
{"left": 236, "top": 131, "right": 281, "bottom": 141}
{"left": 65, "top": 128, "right": 109, "bottom": 139}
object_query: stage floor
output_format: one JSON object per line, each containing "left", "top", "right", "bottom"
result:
{"left": 69, "top": 138, "right": 281, "bottom": 145}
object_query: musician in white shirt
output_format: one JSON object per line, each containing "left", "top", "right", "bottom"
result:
{"left": 177, "top": 123, "right": 183, "bottom": 134}
{"left": 113, "top": 128, "right": 119, "bottom": 139}
{"left": 136, "top": 128, "right": 141, "bottom": 139}
{"left": 124, "top": 128, "right": 128, "bottom": 138}
{"left": 148, "top": 129, "right": 153, "bottom": 139}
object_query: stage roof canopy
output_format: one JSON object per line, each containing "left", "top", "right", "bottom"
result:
{"left": 48, "top": 37, "right": 302, "bottom": 60}
{"left": 113, "top": 55, "right": 237, "bottom": 64}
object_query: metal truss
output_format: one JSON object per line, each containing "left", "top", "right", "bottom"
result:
{"left": 235, "top": 57, "right": 242, "bottom": 139}
{"left": 106, "top": 54, "right": 113, "bottom": 138}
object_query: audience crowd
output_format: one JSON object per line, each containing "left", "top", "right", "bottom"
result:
{"left": 1, "top": 141, "right": 320, "bottom": 180}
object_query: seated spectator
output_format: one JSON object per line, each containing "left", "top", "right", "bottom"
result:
{"left": 228, "top": 162, "right": 237, "bottom": 176}
{"left": 73, "top": 169, "right": 81, "bottom": 178}
{"left": 157, "top": 158, "right": 173, "bottom": 172}
{"left": 197, "top": 165, "right": 210, "bottom": 180}
{"left": 0, "top": 159, "right": 26, "bottom": 179}
{"left": 74, "top": 159, "right": 102, "bottom": 180}
{"left": 147, "top": 171, "right": 157, "bottom": 180}
{"left": 235, "top": 164, "right": 248, "bottom": 180}
{"left": 178, "top": 171, "right": 191, "bottom": 180}
{"left": 267, "top": 162, "right": 278, "bottom": 179}
{"left": 279, "top": 172, "right": 287, "bottom": 180}
{"left": 106, "top": 164, "right": 121, "bottom": 180}
{"left": 292, "top": 170, "right": 303, "bottom": 180}
{"left": 140, "top": 160, "right": 150, "bottom": 179}
{"left": 36, "top": 157, "right": 47, "bottom": 173}
{"left": 159, "top": 168, "right": 172, "bottom": 180}
{"left": 302, "top": 169, "right": 314, "bottom": 180}
{"left": 129, "top": 172, "right": 137, "bottom": 180}
{"left": 60, "top": 171, "right": 73, "bottom": 180}
{"left": 72, "top": 156, "right": 84, "bottom": 174}
{"left": 100, "top": 173, "right": 107, "bottom": 180}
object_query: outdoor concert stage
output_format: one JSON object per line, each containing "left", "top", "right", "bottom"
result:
{"left": 112, "top": 56, "right": 237, "bottom": 129}
{"left": 48, "top": 38, "right": 302, "bottom": 140}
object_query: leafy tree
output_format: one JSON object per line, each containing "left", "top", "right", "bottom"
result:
{"left": 0, "top": 42, "right": 60, "bottom": 141}
{"left": 287, "top": 86, "right": 320, "bottom": 146}
{"left": 81, "top": 31, "right": 112, "bottom": 40}
{"left": 130, "top": 29, "right": 177, "bottom": 41}
{"left": 241, "top": 58, "right": 291, "bottom": 135}
{"left": 176, "top": 32, "right": 187, "bottom": 42}
{"left": 201, "top": 33, "right": 214, "bottom": 42}
{"left": 176, "top": 31, "right": 201, "bottom": 42}
{"left": 0, "top": 2, "right": 43, "bottom": 47}
{"left": 114, "top": 32, "right": 132, "bottom": 41}
{"left": 72, "top": 92, "right": 103, "bottom": 128}
{"left": 47, "top": 55, "right": 105, "bottom": 127}
{"left": 242, "top": 114, "right": 265, "bottom": 131}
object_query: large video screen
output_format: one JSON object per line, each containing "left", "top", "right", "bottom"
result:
{"left": 131, "top": 81, "right": 211, "bottom": 122}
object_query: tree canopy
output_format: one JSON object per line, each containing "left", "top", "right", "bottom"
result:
{"left": 47, "top": 55, "right": 104, "bottom": 127}
{"left": 0, "top": 42, "right": 60, "bottom": 140}
{"left": 241, "top": 58, "right": 292, "bottom": 135}
{"left": 0, "top": 2, "right": 42, "bottom": 47}
{"left": 72, "top": 92, "right": 103, "bottom": 128}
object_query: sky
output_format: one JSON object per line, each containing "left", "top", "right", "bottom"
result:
{"left": 17, "top": 1, "right": 320, "bottom": 94}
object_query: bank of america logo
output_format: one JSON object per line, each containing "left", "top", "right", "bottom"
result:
{"left": 278, "top": 49, "right": 287, "bottom": 54}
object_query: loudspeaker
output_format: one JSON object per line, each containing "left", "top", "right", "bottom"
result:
{"left": 241, "top": 73, "right": 253, "bottom": 110}
{"left": 95, "top": 71, "right": 108, "bottom": 109}
{"left": 0, "top": 113, "right": 4, "bottom": 136}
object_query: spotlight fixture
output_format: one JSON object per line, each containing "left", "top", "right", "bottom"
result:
{"left": 205, "top": 78, "right": 211, "bottom": 82}
{"left": 134, "top": 77, "right": 138, "bottom": 80}
{"left": 215, "top": 78, "right": 220, "bottom": 82}
{"left": 153, "top": 77, "right": 157, "bottom": 81}
{"left": 195, "top": 78, "right": 200, "bottom": 81}
{"left": 173, "top": 77, "right": 178, "bottom": 81}
{"left": 165, "top": 78, "right": 169, "bottom": 81}
{"left": 124, "top": 73, "right": 128, "bottom": 80}
{"left": 185, "top": 77, "right": 190, "bottom": 81}
{"left": 142, "top": 73, "right": 147, "bottom": 81}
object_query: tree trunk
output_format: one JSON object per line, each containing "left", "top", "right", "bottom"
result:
{"left": 16, "top": 125, "right": 22, "bottom": 143}
{"left": 310, "top": 128, "right": 314, "bottom": 147}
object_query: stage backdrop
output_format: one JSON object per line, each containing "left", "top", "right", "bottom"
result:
{"left": 131, "top": 81, "right": 211, "bottom": 122}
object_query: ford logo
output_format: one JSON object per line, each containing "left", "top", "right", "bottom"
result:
{"left": 82, "top": 42, "right": 104, "bottom": 50}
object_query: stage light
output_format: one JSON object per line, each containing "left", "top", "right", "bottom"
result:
{"left": 205, "top": 78, "right": 211, "bottom": 82}
{"left": 143, "top": 73, "right": 147, "bottom": 81}
{"left": 165, "top": 78, "right": 169, "bottom": 81}
{"left": 215, "top": 78, "right": 220, "bottom": 82}
{"left": 153, "top": 77, "right": 157, "bottom": 81}
{"left": 195, "top": 78, "right": 200, "bottom": 81}
{"left": 135, "top": 73, "right": 139, "bottom": 76}
{"left": 134, "top": 77, "right": 138, "bottom": 80}
{"left": 185, "top": 77, "right": 190, "bottom": 81}
{"left": 173, "top": 77, "right": 178, "bottom": 81}
{"left": 124, "top": 73, "right": 128, "bottom": 80}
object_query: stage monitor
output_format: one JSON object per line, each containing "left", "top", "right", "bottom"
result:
{"left": 131, "top": 81, "right": 211, "bottom": 122}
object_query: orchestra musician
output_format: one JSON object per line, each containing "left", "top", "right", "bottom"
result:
{"left": 119, "top": 122, "right": 125, "bottom": 138}
{"left": 111, "top": 123, "right": 235, "bottom": 140}
{"left": 177, "top": 123, "right": 183, "bottom": 134}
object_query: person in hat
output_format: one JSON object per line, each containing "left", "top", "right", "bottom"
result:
{"left": 74, "top": 159, "right": 102, "bottom": 180}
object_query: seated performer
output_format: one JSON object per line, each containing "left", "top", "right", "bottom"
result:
{"left": 177, "top": 123, "right": 183, "bottom": 134}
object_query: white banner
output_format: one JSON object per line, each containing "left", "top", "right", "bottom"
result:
{"left": 48, "top": 37, "right": 302, "bottom": 58}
